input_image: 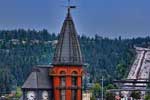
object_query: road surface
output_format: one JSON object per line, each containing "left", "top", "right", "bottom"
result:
{"left": 122, "top": 47, "right": 150, "bottom": 97}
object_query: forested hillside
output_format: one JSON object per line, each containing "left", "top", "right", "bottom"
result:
{"left": 0, "top": 29, "right": 150, "bottom": 93}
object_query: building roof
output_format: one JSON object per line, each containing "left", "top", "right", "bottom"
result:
{"left": 52, "top": 8, "right": 83, "bottom": 66}
{"left": 22, "top": 66, "right": 52, "bottom": 89}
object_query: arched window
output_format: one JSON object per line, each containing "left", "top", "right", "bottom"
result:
{"left": 60, "top": 71, "right": 66, "bottom": 87}
{"left": 60, "top": 71, "right": 66, "bottom": 100}
{"left": 72, "top": 71, "right": 77, "bottom": 86}
{"left": 72, "top": 71, "right": 78, "bottom": 100}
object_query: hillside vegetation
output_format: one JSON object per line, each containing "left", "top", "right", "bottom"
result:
{"left": 0, "top": 29, "right": 150, "bottom": 93}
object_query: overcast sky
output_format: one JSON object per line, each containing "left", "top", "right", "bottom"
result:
{"left": 0, "top": 0, "right": 150, "bottom": 38}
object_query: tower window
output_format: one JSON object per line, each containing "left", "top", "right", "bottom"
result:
{"left": 72, "top": 71, "right": 78, "bottom": 100}
{"left": 72, "top": 71, "right": 78, "bottom": 86}
{"left": 71, "top": 90, "right": 77, "bottom": 100}
{"left": 61, "top": 76, "right": 66, "bottom": 87}
{"left": 60, "top": 90, "right": 66, "bottom": 100}
{"left": 60, "top": 71, "right": 66, "bottom": 87}
{"left": 60, "top": 71, "right": 66, "bottom": 100}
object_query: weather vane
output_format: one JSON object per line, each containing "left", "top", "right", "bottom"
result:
{"left": 67, "top": 0, "right": 76, "bottom": 12}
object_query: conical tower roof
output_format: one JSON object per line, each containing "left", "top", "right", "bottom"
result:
{"left": 52, "top": 8, "right": 83, "bottom": 66}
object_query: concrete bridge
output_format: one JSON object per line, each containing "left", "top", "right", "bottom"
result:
{"left": 110, "top": 47, "right": 150, "bottom": 99}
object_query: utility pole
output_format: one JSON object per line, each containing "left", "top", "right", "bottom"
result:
{"left": 101, "top": 76, "right": 104, "bottom": 100}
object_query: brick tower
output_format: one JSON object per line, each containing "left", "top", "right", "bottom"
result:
{"left": 50, "top": 7, "right": 84, "bottom": 100}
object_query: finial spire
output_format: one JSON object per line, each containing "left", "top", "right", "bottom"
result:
{"left": 52, "top": 0, "right": 83, "bottom": 66}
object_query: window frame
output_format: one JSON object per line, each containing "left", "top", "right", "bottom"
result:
{"left": 60, "top": 71, "right": 66, "bottom": 100}
{"left": 72, "top": 71, "right": 78, "bottom": 86}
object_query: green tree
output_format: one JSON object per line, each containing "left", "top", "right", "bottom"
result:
{"left": 130, "top": 91, "right": 141, "bottom": 99}
{"left": 105, "top": 84, "right": 116, "bottom": 90}
{"left": 106, "top": 92, "right": 115, "bottom": 100}
{"left": 91, "top": 83, "right": 101, "bottom": 98}
{"left": 117, "top": 63, "right": 126, "bottom": 78}
{"left": 15, "top": 87, "right": 22, "bottom": 98}
{"left": 144, "top": 94, "right": 150, "bottom": 100}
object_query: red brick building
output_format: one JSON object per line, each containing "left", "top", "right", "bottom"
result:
{"left": 21, "top": 7, "right": 84, "bottom": 100}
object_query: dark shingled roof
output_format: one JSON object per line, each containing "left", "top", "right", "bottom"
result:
{"left": 52, "top": 8, "right": 83, "bottom": 66}
{"left": 22, "top": 66, "right": 52, "bottom": 89}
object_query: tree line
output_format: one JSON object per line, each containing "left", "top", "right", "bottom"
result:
{"left": 0, "top": 29, "right": 150, "bottom": 93}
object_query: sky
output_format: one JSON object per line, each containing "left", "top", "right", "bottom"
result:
{"left": 0, "top": 0, "right": 150, "bottom": 38}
